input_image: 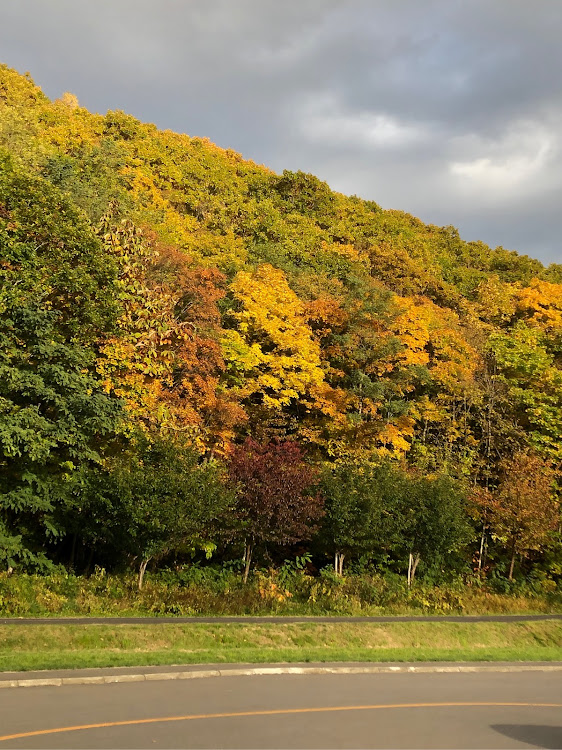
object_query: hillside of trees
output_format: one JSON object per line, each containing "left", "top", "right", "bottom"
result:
{"left": 1, "top": 65, "right": 561, "bottom": 595}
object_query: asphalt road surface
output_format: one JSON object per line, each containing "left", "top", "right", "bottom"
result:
{"left": 1, "top": 669, "right": 561, "bottom": 748}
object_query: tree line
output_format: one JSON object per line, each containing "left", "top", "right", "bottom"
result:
{"left": 0, "top": 65, "right": 560, "bottom": 588}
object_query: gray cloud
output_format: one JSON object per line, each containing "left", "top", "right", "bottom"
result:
{"left": 1, "top": 0, "right": 561, "bottom": 263}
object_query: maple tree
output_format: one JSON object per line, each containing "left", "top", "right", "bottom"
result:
{"left": 489, "top": 452, "right": 559, "bottom": 580}
{"left": 228, "top": 439, "right": 323, "bottom": 582}
{"left": 95, "top": 213, "right": 244, "bottom": 451}
{"left": 224, "top": 264, "right": 328, "bottom": 412}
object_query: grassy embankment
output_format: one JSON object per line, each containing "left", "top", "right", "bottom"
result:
{"left": 2, "top": 572, "right": 561, "bottom": 671}
{"left": 1, "top": 621, "right": 562, "bottom": 672}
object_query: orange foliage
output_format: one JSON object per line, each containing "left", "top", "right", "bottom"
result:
{"left": 96, "top": 218, "right": 244, "bottom": 452}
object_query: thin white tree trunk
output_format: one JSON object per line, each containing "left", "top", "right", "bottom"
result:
{"left": 478, "top": 526, "right": 486, "bottom": 573}
{"left": 334, "top": 551, "right": 345, "bottom": 576}
{"left": 407, "top": 552, "right": 421, "bottom": 587}
{"left": 138, "top": 557, "right": 151, "bottom": 591}
{"left": 407, "top": 552, "right": 412, "bottom": 587}
{"left": 411, "top": 552, "right": 420, "bottom": 583}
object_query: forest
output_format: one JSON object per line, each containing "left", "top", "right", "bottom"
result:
{"left": 0, "top": 65, "right": 561, "bottom": 610}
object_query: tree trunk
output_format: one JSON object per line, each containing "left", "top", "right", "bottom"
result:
{"left": 411, "top": 553, "right": 420, "bottom": 583}
{"left": 138, "top": 557, "right": 151, "bottom": 591}
{"left": 407, "top": 552, "right": 420, "bottom": 587}
{"left": 243, "top": 543, "right": 253, "bottom": 584}
{"left": 334, "top": 551, "right": 345, "bottom": 576}
{"left": 508, "top": 544, "right": 516, "bottom": 581}
{"left": 477, "top": 526, "right": 486, "bottom": 574}
{"left": 407, "top": 553, "right": 412, "bottom": 587}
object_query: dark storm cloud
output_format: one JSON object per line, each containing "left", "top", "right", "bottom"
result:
{"left": 1, "top": 0, "right": 561, "bottom": 263}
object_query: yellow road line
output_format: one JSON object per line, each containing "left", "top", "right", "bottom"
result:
{"left": 1, "top": 702, "right": 562, "bottom": 742}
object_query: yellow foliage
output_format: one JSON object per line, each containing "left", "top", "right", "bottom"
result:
{"left": 41, "top": 107, "right": 103, "bottom": 151}
{"left": 392, "top": 296, "right": 479, "bottom": 393}
{"left": 256, "top": 572, "right": 293, "bottom": 603}
{"left": 55, "top": 92, "right": 79, "bottom": 109}
{"left": 95, "top": 219, "right": 187, "bottom": 433}
{"left": 226, "top": 265, "right": 326, "bottom": 410}
{"left": 515, "top": 278, "right": 562, "bottom": 334}
{"left": 476, "top": 276, "right": 517, "bottom": 323}
{"left": 376, "top": 416, "right": 416, "bottom": 456}
{"left": 393, "top": 298, "right": 431, "bottom": 367}
{"left": 320, "top": 240, "right": 369, "bottom": 265}
{"left": 410, "top": 396, "right": 447, "bottom": 424}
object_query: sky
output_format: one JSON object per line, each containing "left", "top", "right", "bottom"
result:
{"left": 2, "top": 0, "right": 561, "bottom": 265}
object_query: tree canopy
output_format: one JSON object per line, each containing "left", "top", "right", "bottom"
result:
{"left": 0, "top": 64, "right": 560, "bottom": 584}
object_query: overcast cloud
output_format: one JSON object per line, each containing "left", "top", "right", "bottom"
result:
{"left": 1, "top": 0, "right": 561, "bottom": 264}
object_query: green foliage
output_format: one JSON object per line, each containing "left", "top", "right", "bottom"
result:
{"left": 0, "top": 152, "right": 119, "bottom": 339}
{"left": 0, "top": 305, "right": 122, "bottom": 569}
{"left": 42, "top": 139, "right": 132, "bottom": 223}
{"left": 319, "top": 460, "right": 389, "bottom": 567}
{"left": 85, "top": 436, "right": 234, "bottom": 583}
{"left": 0, "top": 157, "right": 123, "bottom": 569}
{"left": 489, "top": 323, "right": 562, "bottom": 459}
{"left": 320, "top": 460, "right": 471, "bottom": 579}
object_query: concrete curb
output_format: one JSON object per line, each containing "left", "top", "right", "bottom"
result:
{"left": 2, "top": 663, "right": 562, "bottom": 689}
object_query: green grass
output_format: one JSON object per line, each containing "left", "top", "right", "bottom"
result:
{"left": 1, "top": 621, "right": 561, "bottom": 672}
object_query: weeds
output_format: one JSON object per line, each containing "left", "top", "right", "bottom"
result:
{"left": 1, "top": 567, "right": 561, "bottom": 618}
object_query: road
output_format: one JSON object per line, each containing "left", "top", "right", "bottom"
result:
{"left": 1, "top": 668, "right": 561, "bottom": 748}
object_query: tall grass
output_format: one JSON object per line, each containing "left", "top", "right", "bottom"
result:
{"left": 1, "top": 565, "right": 561, "bottom": 617}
